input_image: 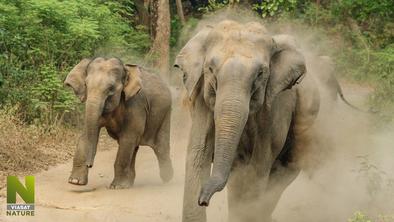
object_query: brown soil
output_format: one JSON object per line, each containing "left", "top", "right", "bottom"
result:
{"left": 0, "top": 84, "right": 393, "bottom": 222}
{"left": 0, "top": 112, "right": 77, "bottom": 191}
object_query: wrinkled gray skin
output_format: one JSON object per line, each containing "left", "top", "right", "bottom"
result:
{"left": 174, "top": 21, "right": 320, "bottom": 222}
{"left": 276, "top": 35, "right": 364, "bottom": 112}
{"left": 64, "top": 57, "right": 173, "bottom": 189}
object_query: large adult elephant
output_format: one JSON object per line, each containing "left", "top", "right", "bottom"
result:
{"left": 64, "top": 57, "right": 173, "bottom": 189}
{"left": 174, "top": 21, "right": 320, "bottom": 222}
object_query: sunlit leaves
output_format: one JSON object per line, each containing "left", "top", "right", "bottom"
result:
{"left": 0, "top": 0, "right": 150, "bottom": 125}
{"left": 253, "top": 0, "right": 297, "bottom": 18}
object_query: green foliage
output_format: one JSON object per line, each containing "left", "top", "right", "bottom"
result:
{"left": 336, "top": 45, "right": 394, "bottom": 120}
{"left": 282, "top": 1, "right": 394, "bottom": 120}
{"left": 253, "top": 0, "right": 297, "bottom": 18}
{"left": 198, "top": 0, "right": 230, "bottom": 13}
{"left": 355, "top": 155, "right": 390, "bottom": 197}
{"left": 0, "top": 0, "right": 150, "bottom": 125}
{"left": 170, "top": 16, "right": 183, "bottom": 48}
{"left": 30, "top": 65, "right": 76, "bottom": 126}
{"left": 330, "top": 0, "right": 394, "bottom": 48}
{"left": 368, "top": 46, "right": 394, "bottom": 119}
{"left": 348, "top": 212, "right": 373, "bottom": 222}
{"left": 348, "top": 212, "right": 394, "bottom": 222}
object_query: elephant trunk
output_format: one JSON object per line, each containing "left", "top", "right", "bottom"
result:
{"left": 198, "top": 86, "right": 249, "bottom": 206}
{"left": 84, "top": 94, "right": 104, "bottom": 167}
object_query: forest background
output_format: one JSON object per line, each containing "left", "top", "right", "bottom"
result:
{"left": 0, "top": 1, "right": 393, "bottom": 221}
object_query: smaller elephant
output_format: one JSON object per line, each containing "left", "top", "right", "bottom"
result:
{"left": 64, "top": 57, "right": 174, "bottom": 189}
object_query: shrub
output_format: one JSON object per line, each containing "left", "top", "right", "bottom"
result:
{"left": 348, "top": 212, "right": 373, "bottom": 222}
{"left": 253, "top": 0, "right": 297, "bottom": 18}
{"left": 0, "top": 0, "right": 150, "bottom": 124}
{"left": 0, "top": 106, "right": 76, "bottom": 190}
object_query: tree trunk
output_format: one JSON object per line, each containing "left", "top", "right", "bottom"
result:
{"left": 175, "top": 0, "right": 186, "bottom": 25}
{"left": 134, "top": 0, "right": 151, "bottom": 29}
{"left": 149, "top": 0, "right": 158, "bottom": 38}
{"left": 148, "top": 0, "right": 170, "bottom": 81}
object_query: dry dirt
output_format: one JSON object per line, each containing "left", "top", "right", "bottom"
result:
{"left": 0, "top": 96, "right": 228, "bottom": 222}
{"left": 0, "top": 83, "right": 393, "bottom": 222}
{"left": 0, "top": 113, "right": 77, "bottom": 191}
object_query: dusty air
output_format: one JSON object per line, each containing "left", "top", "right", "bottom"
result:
{"left": 0, "top": 1, "right": 393, "bottom": 222}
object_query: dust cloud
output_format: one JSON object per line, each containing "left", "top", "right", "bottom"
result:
{"left": 0, "top": 7, "right": 391, "bottom": 222}
{"left": 172, "top": 7, "right": 394, "bottom": 222}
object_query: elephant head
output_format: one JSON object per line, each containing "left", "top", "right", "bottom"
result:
{"left": 65, "top": 57, "right": 142, "bottom": 167}
{"left": 174, "top": 21, "right": 306, "bottom": 206}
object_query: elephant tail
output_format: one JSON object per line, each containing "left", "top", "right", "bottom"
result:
{"left": 334, "top": 78, "right": 377, "bottom": 114}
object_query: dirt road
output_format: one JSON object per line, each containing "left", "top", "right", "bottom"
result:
{"left": 0, "top": 141, "right": 225, "bottom": 222}
{"left": 1, "top": 84, "right": 393, "bottom": 222}
{"left": 0, "top": 101, "right": 228, "bottom": 222}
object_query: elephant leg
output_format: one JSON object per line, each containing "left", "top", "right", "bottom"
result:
{"left": 183, "top": 133, "right": 213, "bottom": 222}
{"left": 259, "top": 160, "right": 300, "bottom": 221}
{"left": 183, "top": 96, "right": 214, "bottom": 222}
{"left": 259, "top": 129, "right": 300, "bottom": 221}
{"left": 110, "top": 136, "right": 139, "bottom": 189}
{"left": 227, "top": 164, "right": 264, "bottom": 222}
{"left": 69, "top": 134, "right": 89, "bottom": 185}
{"left": 128, "top": 146, "right": 139, "bottom": 185}
{"left": 227, "top": 165, "right": 250, "bottom": 222}
{"left": 153, "top": 110, "right": 174, "bottom": 183}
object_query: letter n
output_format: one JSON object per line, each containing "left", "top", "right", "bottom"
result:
{"left": 7, "top": 176, "right": 34, "bottom": 204}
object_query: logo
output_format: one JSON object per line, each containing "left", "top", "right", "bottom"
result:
{"left": 6, "top": 176, "right": 35, "bottom": 216}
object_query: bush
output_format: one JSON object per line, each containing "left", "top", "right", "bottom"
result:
{"left": 348, "top": 212, "right": 373, "bottom": 222}
{"left": 0, "top": 106, "right": 76, "bottom": 190}
{"left": 30, "top": 65, "right": 76, "bottom": 127}
{"left": 348, "top": 211, "right": 394, "bottom": 222}
{"left": 0, "top": 0, "right": 150, "bottom": 124}
{"left": 253, "top": 0, "right": 297, "bottom": 18}
{"left": 198, "top": 0, "right": 230, "bottom": 13}
{"left": 280, "top": 1, "right": 394, "bottom": 120}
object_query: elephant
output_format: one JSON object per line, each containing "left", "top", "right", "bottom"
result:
{"left": 314, "top": 55, "right": 370, "bottom": 111}
{"left": 174, "top": 20, "right": 320, "bottom": 222}
{"left": 64, "top": 57, "right": 174, "bottom": 189}
{"left": 273, "top": 35, "right": 359, "bottom": 109}
{"left": 274, "top": 35, "right": 366, "bottom": 112}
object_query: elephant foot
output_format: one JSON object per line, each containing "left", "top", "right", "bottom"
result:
{"left": 68, "top": 165, "right": 89, "bottom": 185}
{"left": 109, "top": 177, "right": 134, "bottom": 189}
{"left": 159, "top": 161, "right": 174, "bottom": 183}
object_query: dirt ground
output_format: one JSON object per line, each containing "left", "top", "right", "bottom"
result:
{"left": 0, "top": 96, "right": 229, "bottom": 222}
{"left": 0, "top": 83, "right": 393, "bottom": 222}
{"left": 0, "top": 115, "right": 77, "bottom": 191}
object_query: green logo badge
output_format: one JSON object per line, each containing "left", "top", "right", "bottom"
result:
{"left": 6, "top": 176, "right": 35, "bottom": 216}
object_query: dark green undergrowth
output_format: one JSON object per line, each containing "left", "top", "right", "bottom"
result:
{"left": 0, "top": 0, "right": 150, "bottom": 126}
{"left": 281, "top": 0, "right": 394, "bottom": 121}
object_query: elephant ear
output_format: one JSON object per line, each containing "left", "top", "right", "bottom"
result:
{"left": 123, "top": 64, "right": 143, "bottom": 101}
{"left": 64, "top": 59, "right": 91, "bottom": 102}
{"left": 267, "top": 35, "right": 306, "bottom": 101}
{"left": 174, "top": 26, "right": 212, "bottom": 102}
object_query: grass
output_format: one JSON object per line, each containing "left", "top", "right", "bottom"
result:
{"left": 0, "top": 107, "right": 77, "bottom": 192}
